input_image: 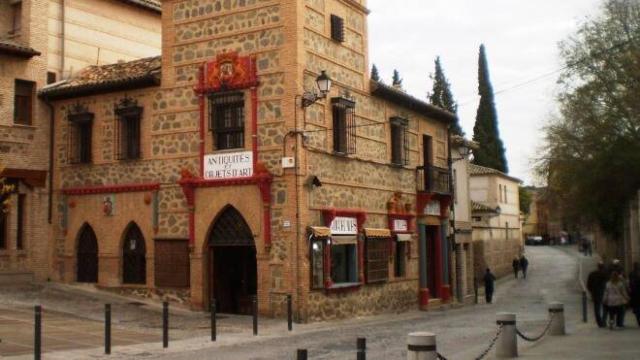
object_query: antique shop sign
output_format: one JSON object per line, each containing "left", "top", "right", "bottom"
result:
{"left": 204, "top": 151, "right": 253, "bottom": 180}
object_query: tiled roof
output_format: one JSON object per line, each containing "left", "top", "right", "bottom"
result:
{"left": 370, "top": 80, "right": 456, "bottom": 124}
{"left": 39, "top": 56, "right": 161, "bottom": 100}
{"left": 0, "top": 39, "right": 41, "bottom": 58}
{"left": 471, "top": 201, "right": 499, "bottom": 213}
{"left": 468, "top": 163, "right": 522, "bottom": 183}
{"left": 118, "top": 0, "right": 161, "bottom": 12}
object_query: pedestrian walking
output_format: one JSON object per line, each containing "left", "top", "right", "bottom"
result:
{"left": 603, "top": 271, "right": 630, "bottom": 329}
{"left": 512, "top": 257, "right": 520, "bottom": 279}
{"left": 628, "top": 262, "right": 640, "bottom": 327}
{"left": 519, "top": 255, "right": 529, "bottom": 279}
{"left": 587, "top": 262, "right": 608, "bottom": 328}
{"left": 483, "top": 268, "right": 496, "bottom": 304}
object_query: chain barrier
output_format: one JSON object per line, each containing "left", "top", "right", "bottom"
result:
{"left": 515, "top": 313, "right": 554, "bottom": 342}
{"left": 434, "top": 325, "right": 503, "bottom": 360}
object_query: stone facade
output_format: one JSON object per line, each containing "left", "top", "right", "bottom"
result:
{"left": 45, "top": 0, "right": 458, "bottom": 321}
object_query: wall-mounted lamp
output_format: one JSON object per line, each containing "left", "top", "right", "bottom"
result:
{"left": 302, "top": 71, "right": 332, "bottom": 108}
{"left": 305, "top": 175, "right": 323, "bottom": 189}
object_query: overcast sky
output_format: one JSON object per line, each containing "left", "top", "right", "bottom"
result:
{"left": 368, "top": 0, "right": 603, "bottom": 185}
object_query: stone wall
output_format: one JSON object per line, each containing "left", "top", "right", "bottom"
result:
{"left": 472, "top": 227, "right": 523, "bottom": 279}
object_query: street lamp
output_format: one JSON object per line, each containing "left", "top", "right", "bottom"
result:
{"left": 302, "top": 71, "right": 332, "bottom": 108}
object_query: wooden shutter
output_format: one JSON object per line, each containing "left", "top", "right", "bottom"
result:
{"left": 330, "top": 15, "right": 345, "bottom": 42}
{"left": 155, "top": 239, "right": 190, "bottom": 288}
{"left": 365, "top": 237, "right": 389, "bottom": 283}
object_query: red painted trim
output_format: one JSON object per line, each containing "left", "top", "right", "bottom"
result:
{"left": 416, "top": 192, "right": 452, "bottom": 220}
{"left": 198, "top": 65, "right": 206, "bottom": 177}
{"left": 434, "top": 225, "right": 443, "bottom": 299}
{"left": 251, "top": 86, "right": 258, "bottom": 170}
{"left": 323, "top": 239, "right": 332, "bottom": 288}
{"left": 62, "top": 183, "right": 160, "bottom": 196}
{"left": 419, "top": 288, "right": 430, "bottom": 309}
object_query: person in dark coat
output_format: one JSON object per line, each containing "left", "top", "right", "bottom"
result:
{"left": 587, "top": 262, "right": 608, "bottom": 328}
{"left": 512, "top": 257, "right": 520, "bottom": 279}
{"left": 629, "top": 262, "right": 640, "bottom": 327}
{"left": 484, "top": 268, "right": 497, "bottom": 304}
{"left": 519, "top": 255, "right": 529, "bottom": 279}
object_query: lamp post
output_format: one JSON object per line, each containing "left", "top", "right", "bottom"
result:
{"left": 289, "top": 70, "right": 332, "bottom": 323}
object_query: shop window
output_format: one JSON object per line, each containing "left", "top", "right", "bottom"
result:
{"left": 115, "top": 99, "right": 143, "bottom": 160}
{"left": 209, "top": 92, "right": 245, "bottom": 150}
{"left": 0, "top": 210, "right": 6, "bottom": 249}
{"left": 365, "top": 237, "right": 389, "bottom": 283}
{"left": 67, "top": 106, "right": 94, "bottom": 164}
{"left": 330, "top": 14, "right": 345, "bottom": 42}
{"left": 14, "top": 80, "right": 34, "bottom": 125}
{"left": 10, "top": 1, "right": 22, "bottom": 35}
{"left": 310, "top": 238, "right": 325, "bottom": 289}
{"left": 16, "top": 194, "right": 25, "bottom": 250}
{"left": 155, "top": 239, "right": 190, "bottom": 288}
{"left": 332, "top": 97, "right": 356, "bottom": 155}
{"left": 390, "top": 116, "right": 409, "bottom": 166}
{"left": 330, "top": 242, "right": 358, "bottom": 284}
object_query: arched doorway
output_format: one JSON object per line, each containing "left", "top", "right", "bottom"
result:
{"left": 208, "top": 206, "right": 257, "bottom": 315}
{"left": 77, "top": 224, "right": 98, "bottom": 283}
{"left": 122, "top": 222, "right": 146, "bottom": 284}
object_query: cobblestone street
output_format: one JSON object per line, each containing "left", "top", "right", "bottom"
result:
{"left": 3, "top": 245, "right": 625, "bottom": 360}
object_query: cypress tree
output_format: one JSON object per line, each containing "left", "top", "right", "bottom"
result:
{"left": 428, "top": 56, "right": 463, "bottom": 136}
{"left": 392, "top": 69, "right": 402, "bottom": 87}
{"left": 472, "top": 44, "right": 508, "bottom": 173}
{"left": 371, "top": 64, "right": 380, "bottom": 82}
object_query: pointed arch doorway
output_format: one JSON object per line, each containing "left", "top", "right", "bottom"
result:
{"left": 122, "top": 222, "right": 146, "bottom": 284}
{"left": 77, "top": 224, "right": 98, "bottom": 283}
{"left": 207, "top": 206, "right": 257, "bottom": 315}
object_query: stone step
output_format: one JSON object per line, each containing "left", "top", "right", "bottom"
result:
{"left": 0, "top": 271, "right": 34, "bottom": 284}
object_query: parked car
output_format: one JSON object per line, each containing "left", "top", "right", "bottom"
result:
{"left": 525, "top": 235, "right": 544, "bottom": 245}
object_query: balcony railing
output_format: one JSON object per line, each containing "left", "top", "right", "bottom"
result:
{"left": 416, "top": 165, "right": 451, "bottom": 194}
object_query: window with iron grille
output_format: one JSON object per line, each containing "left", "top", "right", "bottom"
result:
{"left": 14, "top": 80, "right": 34, "bottom": 125}
{"left": 390, "top": 116, "right": 409, "bottom": 165}
{"left": 67, "top": 106, "right": 94, "bottom": 164}
{"left": 330, "top": 14, "right": 345, "bottom": 42}
{"left": 16, "top": 194, "right": 25, "bottom": 250}
{"left": 209, "top": 93, "right": 245, "bottom": 150}
{"left": 332, "top": 97, "right": 356, "bottom": 155}
{"left": 366, "top": 237, "right": 389, "bottom": 283}
{"left": 115, "top": 100, "right": 142, "bottom": 160}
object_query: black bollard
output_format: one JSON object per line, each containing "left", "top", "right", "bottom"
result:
{"left": 287, "top": 294, "right": 293, "bottom": 331}
{"left": 357, "top": 337, "right": 366, "bottom": 360}
{"left": 34, "top": 305, "right": 41, "bottom": 360}
{"left": 297, "top": 349, "right": 308, "bottom": 360}
{"left": 105, "top": 304, "right": 111, "bottom": 354}
{"left": 582, "top": 291, "right": 588, "bottom": 323}
{"left": 211, "top": 301, "right": 216, "bottom": 342}
{"left": 162, "top": 301, "right": 168, "bottom": 348}
{"left": 253, "top": 296, "right": 258, "bottom": 336}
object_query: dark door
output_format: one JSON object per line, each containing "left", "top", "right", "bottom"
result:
{"left": 423, "top": 134, "right": 433, "bottom": 166}
{"left": 122, "top": 223, "right": 146, "bottom": 284}
{"left": 208, "top": 206, "right": 257, "bottom": 315}
{"left": 77, "top": 225, "right": 98, "bottom": 283}
{"left": 426, "top": 226, "right": 438, "bottom": 297}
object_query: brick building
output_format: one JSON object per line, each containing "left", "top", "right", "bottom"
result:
{"left": 41, "top": 0, "right": 457, "bottom": 321}
{"left": 0, "top": 0, "right": 160, "bottom": 282}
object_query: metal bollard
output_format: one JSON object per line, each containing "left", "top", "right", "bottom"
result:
{"left": 105, "top": 304, "right": 111, "bottom": 355}
{"left": 211, "top": 302, "right": 216, "bottom": 342}
{"left": 496, "top": 312, "right": 517, "bottom": 358}
{"left": 162, "top": 301, "right": 169, "bottom": 348}
{"left": 287, "top": 294, "right": 293, "bottom": 331}
{"left": 582, "top": 291, "right": 588, "bottom": 323}
{"left": 34, "top": 305, "right": 42, "bottom": 360}
{"left": 253, "top": 295, "right": 258, "bottom": 336}
{"left": 296, "top": 349, "right": 308, "bottom": 360}
{"left": 549, "top": 302, "right": 565, "bottom": 336}
{"left": 357, "top": 337, "right": 366, "bottom": 360}
{"left": 407, "top": 332, "right": 437, "bottom": 360}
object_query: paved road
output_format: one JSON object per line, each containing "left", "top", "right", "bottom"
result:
{"left": 2, "top": 245, "right": 583, "bottom": 359}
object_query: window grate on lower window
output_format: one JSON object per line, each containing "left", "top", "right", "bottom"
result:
{"left": 114, "top": 101, "right": 143, "bottom": 160}
{"left": 390, "top": 116, "right": 409, "bottom": 166}
{"left": 67, "top": 107, "right": 94, "bottom": 164}
{"left": 209, "top": 93, "right": 245, "bottom": 150}
{"left": 332, "top": 97, "right": 356, "bottom": 155}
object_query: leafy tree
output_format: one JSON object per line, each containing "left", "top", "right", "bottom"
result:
{"left": 537, "top": 0, "right": 640, "bottom": 237}
{"left": 428, "top": 56, "right": 463, "bottom": 135}
{"left": 472, "top": 44, "right": 508, "bottom": 173}
{"left": 519, "top": 186, "right": 533, "bottom": 215}
{"left": 392, "top": 69, "right": 402, "bottom": 86}
{"left": 371, "top": 64, "right": 380, "bottom": 82}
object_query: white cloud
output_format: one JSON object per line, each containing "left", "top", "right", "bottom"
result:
{"left": 368, "top": 0, "right": 601, "bottom": 184}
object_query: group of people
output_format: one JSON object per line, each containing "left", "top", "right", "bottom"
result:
{"left": 587, "top": 260, "right": 640, "bottom": 329}
{"left": 512, "top": 255, "right": 529, "bottom": 279}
